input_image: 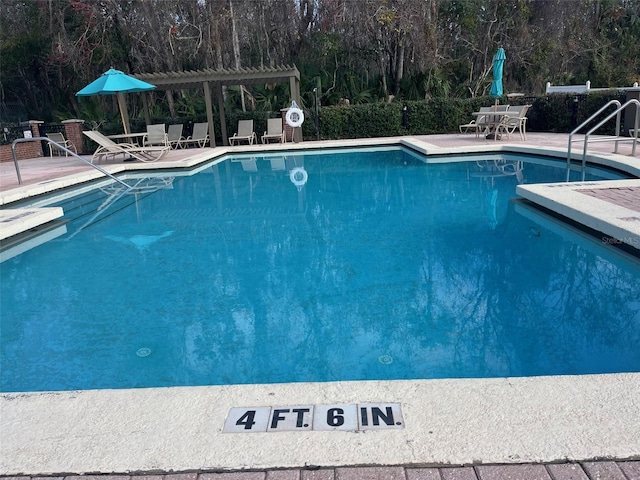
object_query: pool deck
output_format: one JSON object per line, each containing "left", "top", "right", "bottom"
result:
{"left": 1, "top": 132, "right": 640, "bottom": 478}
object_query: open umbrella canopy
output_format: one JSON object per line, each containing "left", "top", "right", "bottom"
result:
{"left": 76, "top": 69, "right": 156, "bottom": 134}
{"left": 489, "top": 47, "right": 506, "bottom": 100}
{"left": 76, "top": 68, "right": 156, "bottom": 96}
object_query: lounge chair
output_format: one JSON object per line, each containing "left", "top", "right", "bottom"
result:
{"left": 167, "top": 124, "right": 185, "bottom": 149}
{"left": 83, "top": 130, "right": 169, "bottom": 163}
{"left": 229, "top": 120, "right": 257, "bottom": 145}
{"left": 180, "top": 122, "right": 210, "bottom": 148}
{"left": 496, "top": 105, "right": 530, "bottom": 140}
{"left": 459, "top": 107, "right": 492, "bottom": 137}
{"left": 261, "top": 118, "right": 285, "bottom": 144}
{"left": 46, "top": 132, "right": 76, "bottom": 156}
{"left": 143, "top": 124, "right": 168, "bottom": 147}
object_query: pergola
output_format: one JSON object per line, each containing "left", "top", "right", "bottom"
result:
{"left": 130, "top": 65, "right": 301, "bottom": 145}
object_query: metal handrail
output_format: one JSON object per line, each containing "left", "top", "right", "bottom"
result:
{"left": 613, "top": 99, "right": 639, "bottom": 156}
{"left": 575, "top": 99, "right": 639, "bottom": 181}
{"left": 566, "top": 100, "right": 621, "bottom": 181}
{"left": 583, "top": 98, "right": 639, "bottom": 143}
{"left": 10, "top": 137, "right": 130, "bottom": 188}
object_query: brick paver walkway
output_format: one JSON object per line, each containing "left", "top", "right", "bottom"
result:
{"left": 3, "top": 462, "right": 640, "bottom": 480}
{"left": 578, "top": 186, "right": 640, "bottom": 213}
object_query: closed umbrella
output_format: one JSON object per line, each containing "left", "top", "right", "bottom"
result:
{"left": 76, "top": 68, "right": 156, "bottom": 134}
{"left": 489, "top": 48, "right": 506, "bottom": 110}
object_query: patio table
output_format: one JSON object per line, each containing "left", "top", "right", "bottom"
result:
{"left": 472, "top": 111, "right": 511, "bottom": 140}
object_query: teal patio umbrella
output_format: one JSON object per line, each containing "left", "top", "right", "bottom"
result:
{"left": 76, "top": 68, "right": 156, "bottom": 134}
{"left": 489, "top": 47, "right": 506, "bottom": 109}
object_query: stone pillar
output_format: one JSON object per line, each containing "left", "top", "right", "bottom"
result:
{"left": 63, "top": 119, "right": 85, "bottom": 154}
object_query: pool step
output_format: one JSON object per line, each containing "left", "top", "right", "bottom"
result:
{"left": 0, "top": 207, "right": 64, "bottom": 241}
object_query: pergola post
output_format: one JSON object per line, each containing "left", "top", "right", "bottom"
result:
{"left": 290, "top": 74, "right": 302, "bottom": 142}
{"left": 215, "top": 83, "right": 228, "bottom": 146}
{"left": 203, "top": 81, "right": 216, "bottom": 147}
{"left": 141, "top": 93, "right": 151, "bottom": 126}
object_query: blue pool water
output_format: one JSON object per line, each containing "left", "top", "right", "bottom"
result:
{"left": 1, "top": 148, "right": 640, "bottom": 392}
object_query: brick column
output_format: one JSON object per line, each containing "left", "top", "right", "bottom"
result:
{"left": 281, "top": 108, "right": 294, "bottom": 142}
{"left": 0, "top": 121, "right": 44, "bottom": 162}
{"left": 26, "top": 121, "right": 44, "bottom": 158}
{"left": 63, "top": 119, "right": 85, "bottom": 154}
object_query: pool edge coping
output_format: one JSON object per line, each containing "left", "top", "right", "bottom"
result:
{"left": 2, "top": 374, "right": 640, "bottom": 474}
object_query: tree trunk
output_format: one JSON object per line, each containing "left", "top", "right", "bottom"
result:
{"left": 379, "top": 54, "right": 389, "bottom": 100}
{"left": 229, "top": 0, "right": 246, "bottom": 112}
{"left": 167, "top": 90, "right": 176, "bottom": 118}
{"left": 395, "top": 42, "right": 405, "bottom": 96}
{"left": 206, "top": 0, "right": 224, "bottom": 69}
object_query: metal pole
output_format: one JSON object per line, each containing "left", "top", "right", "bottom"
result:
{"left": 313, "top": 88, "right": 319, "bottom": 141}
{"left": 11, "top": 137, "right": 130, "bottom": 188}
{"left": 10, "top": 142, "right": 23, "bottom": 185}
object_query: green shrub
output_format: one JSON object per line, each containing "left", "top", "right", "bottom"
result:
{"left": 307, "top": 96, "right": 502, "bottom": 139}
{"left": 96, "top": 90, "right": 630, "bottom": 144}
{"left": 302, "top": 91, "right": 628, "bottom": 140}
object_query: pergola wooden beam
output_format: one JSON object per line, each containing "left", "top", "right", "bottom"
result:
{"left": 133, "top": 65, "right": 301, "bottom": 145}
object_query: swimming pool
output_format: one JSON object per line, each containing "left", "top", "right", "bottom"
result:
{"left": 1, "top": 147, "right": 639, "bottom": 392}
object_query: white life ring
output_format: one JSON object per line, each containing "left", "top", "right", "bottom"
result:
{"left": 289, "top": 167, "right": 308, "bottom": 187}
{"left": 286, "top": 107, "right": 304, "bottom": 128}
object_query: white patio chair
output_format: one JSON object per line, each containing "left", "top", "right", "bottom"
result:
{"left": 261, "top": 118, "right": 285, "bottom": 143}
{"left": 459, "top": 107, "right": 492, "bottom": 137}
{"left": 46, "top": 132, "right": 76, "bottom": 156}
{"left": 496, "top": 105, "right": 531, "bottom": 140}
{"left": 143, "top": 124, "right": 169, "bottom": 147}
{"left": 167, "top": 124, "right": 185, "bottom": 149}
{"left": 180, "top": 122, "right": 210, "bottom": 148}
{"left": 229, "top": 120, "right": 257, "bottom": 145}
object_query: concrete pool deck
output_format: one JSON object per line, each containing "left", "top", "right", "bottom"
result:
{"left": 1, "top": 132, "right": 639, "bottom": 477}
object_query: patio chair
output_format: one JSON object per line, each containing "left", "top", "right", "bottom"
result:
{"left": 229, "top": 120, "right": 257, "bottom": 145}
{"left": 143, "top": 124, "right": 169, "bottom": 147}
{"left": 496, "top": 105, "right": 531, "bottom": 140}
{"left": 46, "top": 132, "right": 76, "bottom": 156}
{"left": 261, "top": 118, "right": 285, "bottom": 144}
{"left": 180, "top": 122, "right": 210, "bottom": 148}
{"left": 83, "top": 130, "right": 169, "bottom": 163}
{"left": 167, "top": 124, "right": 185, "bottom": 149}
{"left": 459, "top": 107, "right": 492, "bottom": 137}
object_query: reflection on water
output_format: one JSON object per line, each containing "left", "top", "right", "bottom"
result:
{"left": 1, "top": 150, "right": 639, "bottom": 392}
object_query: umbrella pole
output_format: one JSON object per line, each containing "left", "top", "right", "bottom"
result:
{"left": 117, "top": 93, "right": 131, "bottom": 135}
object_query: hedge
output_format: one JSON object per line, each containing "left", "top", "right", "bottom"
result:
{"left": 302, "top": 92, "right": 627, "bottom": 140}
{"left": 71, "top": 90, "right": 630, "bottom": 145}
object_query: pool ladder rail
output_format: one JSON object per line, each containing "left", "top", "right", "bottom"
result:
{"left": 566, "top": 98, "right": 640, "bottom": 181}
{"left": 10, "top": 136, "right": 130, "bottom": 188}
